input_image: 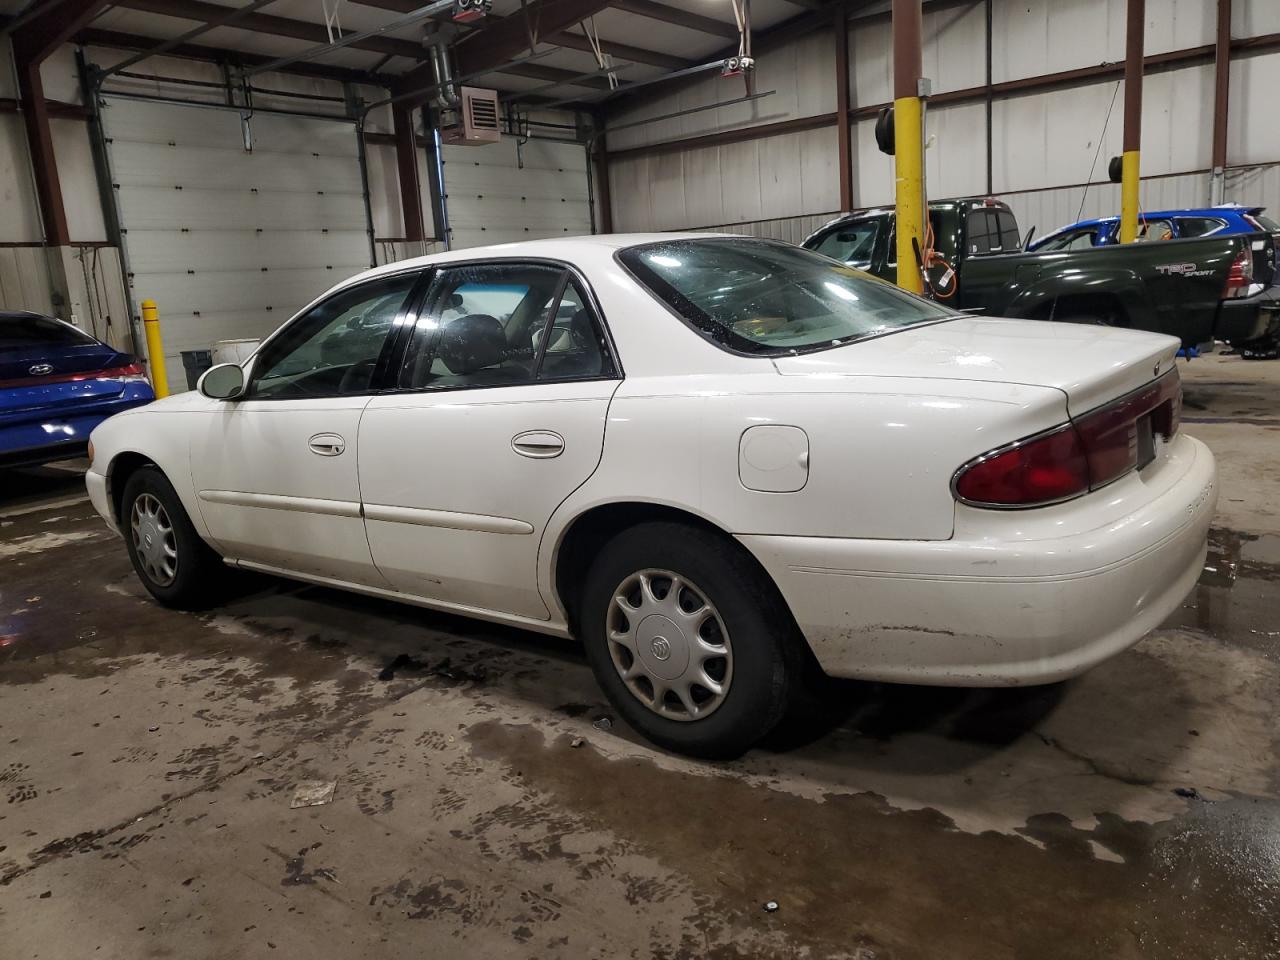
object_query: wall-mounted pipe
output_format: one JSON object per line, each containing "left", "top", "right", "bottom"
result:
{"left": 425, "top": 39, "right": 459, "bottom": 110}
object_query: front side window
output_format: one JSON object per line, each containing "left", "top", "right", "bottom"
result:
{"left": 1136, "top": 219, "right": 1175, "bottom": 242}
{"left": 620, "top": 238, "right": 954, "bottom": 357}
{"left": 809, "top": 220, "right": 880, "bottom": 268}
{"left": 248, "top": 272, "right": 418, "bottom": 399}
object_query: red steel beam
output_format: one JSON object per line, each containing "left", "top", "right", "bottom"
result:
{"left": 1212, "top": 0, "right": 1231, "bottom": 170}
{"left": 77, "top": 27, "right": 388, "bottom": 83}
{"left": 392, "top": 101, "right": 425, "bottom": 242}
{"left": 11, "top": 0, "right": 111, "bottom": 246}
{"left": 608, "top": 0, "right": 738, "bottom": 40}
{"left": 115, "top": 0, "right": 422, "bottom": 59}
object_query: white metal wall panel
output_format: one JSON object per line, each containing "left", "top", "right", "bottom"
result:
{"left": 609, "top": 128, "right": 840, "bottom": 232}
{"left": 606, "top": 28, "right": 835, "bottom": 152}
{"left": 102, "top": 96, "right": 371, "bottom": 390}
{"left": 0, "top": 114, "right": 43, "bottom": 242}
{"left": 853, "top": 116, "right": 894, "bottom": 209}
{"left": 0, "top": 248, "right": 54, "bottom": 315}
{"left": 1235, "top": 0, "right": 1280, "bottom": 40}
{"left": 441, "top": 137, "right": 591, "bottom": 249}
{"left": 1141, "top": 63, "right": 1214, "bottom": 176}
{"left": 993, "top": 82, "right": 1124, "bottom": 193}
{"left": 1228, "top": 53, "right": 1280, "bottom": 167}
{"left": 52, "top": 118, "right": 108, "bottom": 242}
{"left": 851, "top": 2, "right": 986, "bottom": 105}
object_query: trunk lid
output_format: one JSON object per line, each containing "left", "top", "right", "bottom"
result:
{"left": 771, "top": 316, "right": 1179, "bottom": 414}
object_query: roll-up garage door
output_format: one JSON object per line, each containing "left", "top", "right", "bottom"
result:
{"left": 101, "top": 97, "right": 372, "bottom": 390}
{"left": 442, "top": 137, "right": 591, "bottom": 250}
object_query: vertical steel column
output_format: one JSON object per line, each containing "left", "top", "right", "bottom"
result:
{"left": 1210, "top": 0, "right": 1231, "bottom": 205}
{"left": 392, "top": 100, "right": 426, "bottom": 244}
{"left": 592, "top": 111, "right": 613, "bottom": 234}
{"left": 892, "top": 0, "right": 924, "bottom": 293}
{"left": 834, "top": 5, "right": 852, "bottom": 212}
{"left": 1119, "top": 0, "right": 1146, "bottom": 244}
{"left": 985, "top": 0, "right": 993, "bottom": 196}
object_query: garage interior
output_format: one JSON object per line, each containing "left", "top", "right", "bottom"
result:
{"left": 2, "top": 0, "right": 1280, "bottom": 957}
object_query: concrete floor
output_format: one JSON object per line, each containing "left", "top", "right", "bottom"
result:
{"left": 1, "top": 352, "right": 1278, "bottom": 960}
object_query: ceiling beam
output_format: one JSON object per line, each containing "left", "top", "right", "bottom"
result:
{"left": 550, "top": 28, "right": 687, "bottom": 69}
{"left": 451, "top": 0, "right": 612, "bottom": 75}
{"left": 114, "top": 0, "right": 423, "bottom": 60}
{"left": 607, "top": 0, "right": 738, "bottom": 39}
{"left": 77, "top": 26, "right": 388, "bottom": 83}
{"left": 502, "top": 62, "right": 614, "bottom": 91}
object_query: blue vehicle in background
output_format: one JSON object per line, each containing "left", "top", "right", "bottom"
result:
{"left": 1028, "top": 205, "right": 1280, "bottom": 252}
{"left": 1, "top": 311, "right": 153, "bottom": 469}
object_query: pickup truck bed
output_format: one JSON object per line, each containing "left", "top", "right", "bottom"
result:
{"left": 803, "top": 198, "right": 1279, "bottom": 348}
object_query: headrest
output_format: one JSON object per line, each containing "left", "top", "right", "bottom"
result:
{"left": 437, "top": 314, "right": 506, "bottom": 375}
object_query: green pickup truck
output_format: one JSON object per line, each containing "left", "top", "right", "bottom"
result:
{"left": 802, "top": 197, "right": 1280, "bottom": 349}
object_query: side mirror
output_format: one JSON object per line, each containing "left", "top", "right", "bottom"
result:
{"left": 198, "top": 363, "right": 246, "bottom": 400}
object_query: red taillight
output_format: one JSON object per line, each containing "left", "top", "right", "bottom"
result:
{"left": 0, "top": 361, "right": 146, "bottom": 390}
{"left": 956, "top": 371, "right": 1182, "bottom": 508}
{"left": 1223, "top": 246, "right": 1253, "bottom": 299}
{"left": 953, "top": 425, "right": 1090, "bottom": 507}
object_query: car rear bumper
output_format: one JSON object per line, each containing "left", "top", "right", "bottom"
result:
{"left": 0, "top": 393, "right": 151, "bottom": 468}
{"left": 739, "top": 434, "right": 1217, "bottom": 686}
{"left": 1217, "top": 285, "right": 1280, "bottom": 344}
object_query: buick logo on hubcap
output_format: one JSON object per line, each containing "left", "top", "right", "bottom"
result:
{"left": 28, "top": 363, "right": 53, "bottom": 376}
{"left": 650, "top": 637, "right": 672, "bottom": 661}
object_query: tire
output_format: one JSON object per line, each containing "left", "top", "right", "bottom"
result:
{"left": 121, "top": 466, "right": 226, "bottom": 609}
{"left": 580, "top": 521, "right": 802, "bottom": 759}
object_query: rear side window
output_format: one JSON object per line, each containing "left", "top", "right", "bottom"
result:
{"left": 996, "top": 211, "right": 1021, "bottom": 251}
{"left": 1176, "top": 217, "right": 1226, "bottom": 238}
{"left": 966, "top": 209, "right": 1019, "bottom": 255}
{"left": 0, "top": 314, "right": 96, "bottom": 350}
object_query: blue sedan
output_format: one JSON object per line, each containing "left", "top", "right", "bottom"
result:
{"left": 1, "top": 311, "right": 154, "bottom": 469}
{"left": 1028, "top": 205, "right": 1280, "bottom": 252}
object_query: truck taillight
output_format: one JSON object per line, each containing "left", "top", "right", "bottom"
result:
{"left": 954, "top": 371, "right": 1182, "bottom": 508}
{"left": 1223, "top": 246, "right": 1253, "bottom": 299}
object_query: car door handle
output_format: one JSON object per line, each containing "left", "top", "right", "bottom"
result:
{"left": 511, "top": 430, "right": 565, "bottom": 459}
{"left": 308, "top": 433, "right": 346, "bottom": 457}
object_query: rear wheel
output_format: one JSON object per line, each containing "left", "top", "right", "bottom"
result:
{"left": 121, "top": 466, "right": 226, "bottom": 609}
{"left": 580, "top": 522, "right": 800, "bottom": 758}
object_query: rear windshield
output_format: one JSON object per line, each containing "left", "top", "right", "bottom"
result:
{"left": 618, "top": 238, "right": 954, "bottom": 356}
{"left": 0, "top": 314, "right": 97, "bottom": 350}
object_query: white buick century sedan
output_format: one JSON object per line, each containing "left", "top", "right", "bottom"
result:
{"left": 87, "top": 235, "right": 1216, "bottom": 757}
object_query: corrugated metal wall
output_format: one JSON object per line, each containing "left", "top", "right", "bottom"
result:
{"left": 606, "top": 0, "right": 1280, "bottom": 244}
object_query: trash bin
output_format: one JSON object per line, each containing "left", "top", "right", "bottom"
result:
{"left": 180, "top": 349, "right": 213, "bottom": 391}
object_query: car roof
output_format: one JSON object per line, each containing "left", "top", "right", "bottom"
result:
{"left": 331, "top": 232, "right": 746, "bottom": 291}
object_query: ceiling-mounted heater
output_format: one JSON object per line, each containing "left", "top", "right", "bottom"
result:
{"left": 442, "top": 86, "right": 501, "bottom": 145}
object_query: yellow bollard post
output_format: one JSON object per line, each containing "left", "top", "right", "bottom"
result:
{"left": 140, "top": 299, "right": 169, "bottom": 399}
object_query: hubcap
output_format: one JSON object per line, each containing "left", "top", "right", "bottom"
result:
{"left": 130, "top": 493, "right": 178, "bottom": 587}
{"left": 606, "top": 569, "right": 733, "bottom": 722}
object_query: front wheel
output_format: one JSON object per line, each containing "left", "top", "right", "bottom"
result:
{"left": 121, "top": 466, "right": 226, "bottom": 609}
{"left": 580, "top": 522, "right": 801, "bottom": 759}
